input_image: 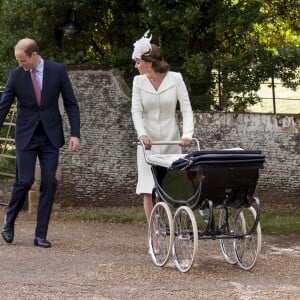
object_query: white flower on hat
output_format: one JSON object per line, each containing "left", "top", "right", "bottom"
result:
{"left": 132, "top": 30, "right": 152, "bottom": 60}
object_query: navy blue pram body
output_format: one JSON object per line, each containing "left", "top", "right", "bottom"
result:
{"left": 151, "top": 150, "right": 265, "bottom": 209}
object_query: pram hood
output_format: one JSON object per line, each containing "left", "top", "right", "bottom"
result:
{"left": 171, "top": 150, "right": 265, "bottom": 170}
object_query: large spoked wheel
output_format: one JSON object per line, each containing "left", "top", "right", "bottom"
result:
{"left": 219, "top": 207, "right": 238, "bottom": 265}
{"left": 172, "top": 206, "right": 198, "bottom": 273}
{"left": 148, "top": 202, "right": 174, "bottom": 267}
{"left": 234, "top": 206, "right": 262, "bottom": 270}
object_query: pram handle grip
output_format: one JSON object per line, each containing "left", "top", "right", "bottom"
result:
{"left": 136, "top": 138, "right": 200, "bottom": 165}
{"left": 152, "top": 140, "right": 184, "bottom": 145}
{"left": 134, "top": 138, "right": 200, "bottom": 149}
{"left": 134, "top": 140, "right": 181, "bottom": 145}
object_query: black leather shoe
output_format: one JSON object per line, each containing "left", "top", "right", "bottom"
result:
{"left": 1, "top": 222, "right": 14, "bottom": 243}
{"left": 34, "top": 237, "right": 52, "bottom": 248}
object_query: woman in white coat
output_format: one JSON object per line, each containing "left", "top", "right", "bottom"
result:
{"left": 131, "top": 31, "right": 194, "bottom": 224}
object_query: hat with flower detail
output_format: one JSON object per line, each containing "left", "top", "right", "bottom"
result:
{"left": 132, "top": 30, "right": 152, "bottom": 60}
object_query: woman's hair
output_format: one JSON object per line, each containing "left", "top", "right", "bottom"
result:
{"left": 141, "top": 44, "right": 170, "bottom": 73}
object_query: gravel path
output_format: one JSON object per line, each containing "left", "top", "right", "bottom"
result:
{"left": 0, "top": 210, "right": 299, "bottom": 299}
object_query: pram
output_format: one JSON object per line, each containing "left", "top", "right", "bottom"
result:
{"left": 140, "top": 139, "right": 265, "bottom": 272}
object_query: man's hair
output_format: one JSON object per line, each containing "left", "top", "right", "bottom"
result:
{"left": 14, "top": 38, "right": 39, "bottom": 57}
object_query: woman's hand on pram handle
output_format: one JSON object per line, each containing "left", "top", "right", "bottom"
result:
{"left": 139, "top": 135, "right": 152, "bottom": 150}
{"left": 181, "top": 137, "right": 192, "bottom": 147}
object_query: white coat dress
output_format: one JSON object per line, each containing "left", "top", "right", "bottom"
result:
{"left": 131, "top": 71, "right": 194, "bottom": 194}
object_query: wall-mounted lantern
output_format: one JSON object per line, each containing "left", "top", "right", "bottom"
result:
{"left": 54, "top": 8, "right": 82, "bottom": 49}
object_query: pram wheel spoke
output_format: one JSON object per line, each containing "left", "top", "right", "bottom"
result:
{"left": 234, "top": 206, "right": 262, "bottom": 270}
{"left": 148, "top": 202, "right": 174, "bottom": 266}
{"left": 172, "top": 206, "right": 198, "bottom": 273}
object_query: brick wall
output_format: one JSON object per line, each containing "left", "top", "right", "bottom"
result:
{"left": 57, "top": 69, "right": 299, "bottom": 208}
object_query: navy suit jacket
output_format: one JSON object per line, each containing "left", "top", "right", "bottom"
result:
{"left": 0, "top": 60, "right": 80, "bottom": 150}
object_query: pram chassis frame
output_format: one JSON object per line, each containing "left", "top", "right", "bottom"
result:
{"left": 138, "top": 139, "right": 263, "bottom": 272}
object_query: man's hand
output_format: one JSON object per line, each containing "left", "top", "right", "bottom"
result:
{"left": 69, "top": 137, "right": 80, "bottom": 151}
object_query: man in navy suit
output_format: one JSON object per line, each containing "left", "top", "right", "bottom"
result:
{"left": 0, "top": 38, "right": 80, "bottom": 248}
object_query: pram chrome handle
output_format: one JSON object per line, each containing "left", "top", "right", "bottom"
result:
{"left": 154, "top": 139, "right": 200, "bottom": 149}
{"left": 134, "top": 138, "right": 201, "bottom": 165}
{"left": 135, "top": 138, "right": 200, "bottom": 149}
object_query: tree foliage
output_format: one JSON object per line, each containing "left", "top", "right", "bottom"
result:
{"left": 0, "top": 0, "right": 299, "bottom": 111}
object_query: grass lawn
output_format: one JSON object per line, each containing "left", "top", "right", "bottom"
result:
{"left": 54, "top": 205, "right": 300, "bottom": 235}
{"left": 246, "top": 82, "right": 300, "bottom": 114}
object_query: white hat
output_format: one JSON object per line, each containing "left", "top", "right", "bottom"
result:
{"left": 132, "top": 30, "right": 152, "bottom": 60}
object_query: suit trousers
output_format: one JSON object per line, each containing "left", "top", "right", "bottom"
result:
{"left": 5, "top": 132, "right": 59, "bottom": 238}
